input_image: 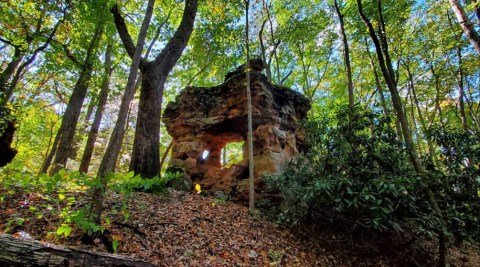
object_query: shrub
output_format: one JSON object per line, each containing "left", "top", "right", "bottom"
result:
{"left": 426, "top": 125, "right": 480, "bottom": 245}
{"left": 265, "top": 105, "right": 437, "bottom": 234}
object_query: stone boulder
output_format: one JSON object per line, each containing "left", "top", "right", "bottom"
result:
{"left": 163, "top": 65, "right": 310, "bottom": 202}
{"left": 0, "top": 120, "right": 17, "bottom": 167}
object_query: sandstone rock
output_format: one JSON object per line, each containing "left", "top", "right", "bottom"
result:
{"left": 163, "top": 62, "right": 310, "bottom": 201}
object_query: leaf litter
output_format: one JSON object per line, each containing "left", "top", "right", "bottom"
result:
{"left": 1, "top": 187, "right": 479, "bottom": 266}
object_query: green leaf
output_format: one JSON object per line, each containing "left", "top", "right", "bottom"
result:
{"left": 112, "top": 239, "right": 119, "bottom": 253}
{"left": 56, "top": 224, "right": 72, "bottom": 237}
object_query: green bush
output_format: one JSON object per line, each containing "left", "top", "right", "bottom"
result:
{"left": 1, "top": 169, "right": 181, "bottom": 238}
{"left": 426, "top": 125, "right": 480, "bottom": 245}
{"left": 265, "top": 105, "right": 437, "bottom": 234}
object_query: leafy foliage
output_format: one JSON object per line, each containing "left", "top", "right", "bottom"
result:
{"left": 0, "top": 170, "right": 178, "bottom": 239}
{"left": 426, "top": 125, "right": 480, "bottom": 244}
{"left": 265, "top": 105, "right": 438, "bottom": 234}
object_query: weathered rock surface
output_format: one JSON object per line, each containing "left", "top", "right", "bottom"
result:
{"left": 163, "top": 66, "right": 310, "bottom": 201}
{"left": 0, "top": 120, "right": 17, "bottom": 167}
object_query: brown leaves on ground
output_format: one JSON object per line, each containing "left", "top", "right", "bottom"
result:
{"left": 1, "top": 188, "right": 479, "bottom": 266}
{"left": 104, "top": 191, "right": 326, "bottom": 266}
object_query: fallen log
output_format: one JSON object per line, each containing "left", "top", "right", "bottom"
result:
{"left": 0, "top": 233, "right": 155, "bottom": 267}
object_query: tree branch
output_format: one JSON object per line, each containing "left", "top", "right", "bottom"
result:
{"left": 111, "top": 4, "right": 137, "bottom": 59}
{"left": 145, "top": 7, "right": 174, "bottom": 59}
{"left": 449, "top": 0, "right": 480, "bottom": 54}
{"left": 0, "top": 37, "right": 15, "bottom": 47}
{"left": 153, "top": 0, "right": 198, "bottom": 76}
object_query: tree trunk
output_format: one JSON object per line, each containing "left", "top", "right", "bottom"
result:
{"left": 449, "top": 0, "right": 480, "bottom": 54}
{"left": 0, "top": 48, "right": 23, "bottom": 103}
{"left": 93, "top": 0, "right": 155, "bottom": 226}
{"left": 456, "top": 47, "right": 469, "bottom": 131}
{"left": 405, "top": 63, "right": 435, "bottom": 156}
{"left": 129, "top": 67, "right": 164, "bottom": 178}
{"left": 0, "top": 234, "right": 154, "bottom": 267}
{"left": 429, "top": 64, "right": 446, "bottom": 129}
{"left": 259, "top": 19, "right": 273, "bottom": 83}
{"left": 244, "top": 0, "right": 255, "bottom": 214}
{"left": 366, "top": 42, "right": 388, "bottom": 115}
{"left": 334, "top": 0, "right": 354, "bottom": 110}
{"left": 159, "top": 141, "right": 173, "bottom": 172}
{"left": 128, "top": 0, "right": 197, "bottom": 178}
{"left": 50, "top": 22, "right": 103, "bottom": 174}
{"left": 39, "top": 128, "right": 61, "bottom": 174}
{"left": 357, "top": 1, "right": 449, "bottom": 265}
{"left": 80, "top": 43, "right": 114, "bottom": 174}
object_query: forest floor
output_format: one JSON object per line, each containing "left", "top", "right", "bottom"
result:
{"left": 0, "top": 188, "right": 479, "bottom": 266}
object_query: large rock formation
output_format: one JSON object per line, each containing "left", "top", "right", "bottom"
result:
{"left": 163, "top": 64, "right": 310, "bottom": 201}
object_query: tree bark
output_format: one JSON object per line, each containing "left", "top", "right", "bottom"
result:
{"left": 245, "top": 0, "right": 255, "bottom": 214}
{"left": 128, "top": 0, "right": 198, "bottom": 178}
{"left": 159, "top": 141, "right": 173, "bottom": 172}
{"left": 456, "top": 47, "right": 469, "bottom": 131}
{"left": 80, "top": 42, "right": 114, "bottom": 174}
{"left": 449, "top": 0, "right": 480, "bottom": 54}
{"left": 50, "top": 22, "right": 103, "bottom": 174}
{"left": 334, "top": 0, "right": 354, "bottom": 110}
{"left": 259, "top": 19, "right": 273, "bottom": 83}
{"left": 0, "top": 48, "right": 23, "bottom": 103}
{"left": 93, "top": 0, "right": 155, "bottom": 226}
{"left": 39, "top": 127, "right": 61, "bottom": 174}
{"left": 0, "top": 234, "right": 154, "bottom": 267}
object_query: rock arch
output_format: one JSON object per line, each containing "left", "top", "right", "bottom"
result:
{"left": 163, "top": 65, "right": 310, "bottom": 200}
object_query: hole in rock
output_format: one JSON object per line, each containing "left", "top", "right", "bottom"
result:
{"left": 201, "top": 150, "right": 210, "bottom": 160}
{"left": 221, "top": 141, "right": 244, "bottom": 168}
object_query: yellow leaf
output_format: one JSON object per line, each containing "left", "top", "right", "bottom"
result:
{"left": 58, "top": 194, "right": 65, "bottom": 201}
{"left": 195, "top": 184, "right": 202, "bottom": 194}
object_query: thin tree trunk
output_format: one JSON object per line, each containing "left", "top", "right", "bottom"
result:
{"left": 456, "top": 48, "right": 469, "bottom": 131}
{"left": 79, "top": 43, "right": 114, "bottom": 174}
{"left": 93, "top": 0, "right": 155, "bottom": 225}
{"left": 159, "top": 141, "right": 173, "bottom": 172}
{"left": 429, "top": 64, "right": 446, "bottom": 129}
{"left": 0, "top": 49, "right": 22, "bottom": 103}
{"left": 244, "top": 0, "right": 255, "bottom": 214}
{"left": 357, "top": 1, "right": 449, "bottom": 265}
{"left": 261, "top": 0, "right": 282, "bottom": 85}
{"left": 369, "top": 51, "right": 388, "bottom": 115}
{"left": 405, "top": 63, "right": 435, "bottom": 156}
{"left": 39, "top": 119, "right": 61, "bottom": 175}
{"left": 449, "top": 0, "right": 480, "bottom": 54}
{"left": 365, "top": 38, "right": 403, "bottom": 141}
{"left": 334, "top": 0, "right": 354, "bottom": 110}
{"left": 408, "top": 91, "right": 424, "bottom": 154}
{"left": 50, "top": 22, "right": 103, "bottom": 174}
{"left": 82, "top": 94, "right": 98, "bottom": 133}
{"left": 259, "top": 19, "right": 272, "bottom": 83}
